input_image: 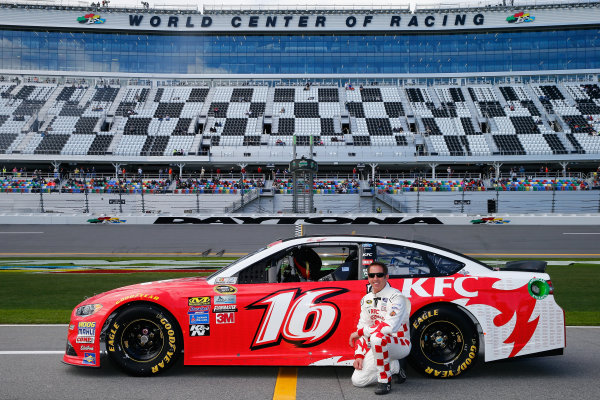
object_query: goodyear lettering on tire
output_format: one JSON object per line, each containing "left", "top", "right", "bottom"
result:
{"left": 150, "top": 315, "right": 178, "bottom": 374}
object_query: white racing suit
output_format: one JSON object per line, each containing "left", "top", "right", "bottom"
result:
{"left": 352, "top": 283, "right": 411, "bottom": 387}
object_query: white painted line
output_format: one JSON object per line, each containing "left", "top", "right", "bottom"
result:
{"left": 566, "top": 326, "right": 600, "bottom": 329}
{"left": 0, "top": 232, "right": 44, "bottom": 234}
{"left": 563, "top": 233, "right": 600, "bottom": 235}
{"left": 0, "top": 324, "right": 68, "bottom": 327}
{"left": 0, "top": 351, "right": 64, "bottom": 355}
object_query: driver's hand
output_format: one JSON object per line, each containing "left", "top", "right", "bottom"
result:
{"left": 353, "top": 357, "right": 363, "bottom": 370}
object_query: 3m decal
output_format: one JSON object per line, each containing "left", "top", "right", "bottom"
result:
{"left": 189, "top": 297, "right": 210, "bottom": 306}
{"left": 247, "top": 287, "right": 348, "bottom": 350}
{"left": 189, "top": 324, "right": 210, "bottom": 336}
{"left": 216, "top": 313, "right": 235, "bottom": 324}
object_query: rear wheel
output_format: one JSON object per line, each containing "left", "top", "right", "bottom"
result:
{"left": 409, "top": 305, "right": 479, "bottom": 378}
{"left": 106, "top": 304, "right": 182, "bottom": 376}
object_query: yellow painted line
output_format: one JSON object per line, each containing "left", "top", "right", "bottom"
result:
{"left": 273, "top": 367, "right": 297, "bottom": 400}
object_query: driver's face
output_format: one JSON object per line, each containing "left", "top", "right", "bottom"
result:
{"left": 368, "top": 265, "right": 388, "bottom": 294}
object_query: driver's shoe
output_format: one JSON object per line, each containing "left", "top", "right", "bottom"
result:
{"left": 374, "top": 381, "right": 391, "bottom": 395}
{"left": 393, "top": 366, "right": 407, "bottom": 384}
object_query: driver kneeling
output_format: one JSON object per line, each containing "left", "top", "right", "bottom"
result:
{"left": 349, "top": 261, "right": 411, "bottom": 395}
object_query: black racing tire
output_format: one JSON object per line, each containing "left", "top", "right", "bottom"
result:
{"left": 409, "top": 304, "right": 479, "bottom": 378}
{"left": 106, "top": 304, "right": 182, "bottom": 376}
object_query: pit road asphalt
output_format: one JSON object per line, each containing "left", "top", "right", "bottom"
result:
{"left": 0, "top": 326, "right": 598, "bottom": 400}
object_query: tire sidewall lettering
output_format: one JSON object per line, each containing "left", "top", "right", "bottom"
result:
{"left": 106, "top": 307, "right": 181, "bottom": 376}
{"left": 411, "top": 306, "right": 479, "bottom": 378}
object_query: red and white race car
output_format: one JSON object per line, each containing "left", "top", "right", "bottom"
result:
{"left": 64, "top": 235, "right": 565, "bottom": 378}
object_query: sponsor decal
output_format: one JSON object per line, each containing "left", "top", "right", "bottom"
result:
{"left": 77, "top": 13, "right": 106, "bottom": 24}
{"left": 154, "top": 216, "right": 443, "bottom": 225}
{"left": 82, "top": 352, "right": 96, "bottom": 365}
{"left": 362, "top": 243, "right": 373, "bottom": 248}
{"left": 115, "top": 293, "right": 159, "bottom": 305}
{"left": 69, "top": 324, "right": 75, "bottom": 331}
{"left": 216, "top": 312, "right": 235, "bottom": 324}
{"left": 189, "top": 312, "right": 210, "bottom": 325}
{"left": 76, "top": 336, "right": 94, "bottom": 344}
{"left": 189, "top": 296, "right": 211, "bottom": 306}
{"left": 215, "top": 277, "right": 238, "bottom": 284}
{"left": 506, "top": 11, "right": 535, "bottom": 24}
{"left": 366, "top": 299, "right": 372, "bottom": 304}
{"left": 247, "top": 287, "right": 348, "bottom": 350}
{"left": 213, "top": 305, "right": 237, "bottom": 313}
{"left": 77, "top": 321, "right": 96, "bottom": 337}
{"left": 470, "top": 217, "right": 510, "bottom": 225}
{"left": 188, "top": 305, "right": 210, "bottom": 312}
{"left": 80, "top": 345, "right": 94, "bottom": 351}
{"left": 213, "top": 285, "right": 238, "bottom": 294}
{"left": 189, "top": 324, "right": 210, "bottom": 336}
{"left": 214, "top": 295, "right": 236, "bottom": 304}
{"left": 362, "top": 259, "right": 373, "bottom": 266}
{"left": 87, "top": 216, "right": 126, "bottom": 224}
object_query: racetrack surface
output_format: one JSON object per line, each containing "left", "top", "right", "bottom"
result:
{"left": 0, "top": 326, "right": 597, "bottom": 400}
{"left": 1, "top": 224, "right": 600, "bottom": 257}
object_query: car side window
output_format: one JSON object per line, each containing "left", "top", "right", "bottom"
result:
{"left": 422, "top": 251, "right": 464, "bottom": 275}
{"left": 374, "top": 243, "right": 463, "bottom": 277}
{"left": 235, "top": 244, "right": 359, "bottom": 283}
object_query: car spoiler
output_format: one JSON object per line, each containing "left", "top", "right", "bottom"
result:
{"left": 503, "top": 260, "right": 547, "bottom": 273}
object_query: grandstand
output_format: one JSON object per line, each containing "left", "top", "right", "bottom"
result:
{"left": 0, "top": 1, "right": 599, "bottom": 214}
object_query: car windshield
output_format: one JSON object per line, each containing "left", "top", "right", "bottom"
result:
{"left": 206, "top": 245, "right": 268, "bottom": 280}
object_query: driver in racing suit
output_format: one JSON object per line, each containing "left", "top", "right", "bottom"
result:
{"left": 348, "top": 261, "right": 411, "bottom": 395}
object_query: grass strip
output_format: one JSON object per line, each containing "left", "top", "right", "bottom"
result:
{"left": 0, "top": 263, "right": 597, "bottom": 325}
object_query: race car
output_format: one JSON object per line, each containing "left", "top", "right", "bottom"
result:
{"left": 63, "top": 235, "right": 565, "bottom": 378}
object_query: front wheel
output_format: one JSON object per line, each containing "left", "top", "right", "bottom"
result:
{"left": 409, "top": 305, "right": 479, "bottom": 378}
{"left": 106, "top": 304, "right": 182, "bottom": 376}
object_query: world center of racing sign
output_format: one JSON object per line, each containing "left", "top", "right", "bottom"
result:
{"left": 0, "top": 7, "right": 595, "bottom": 33}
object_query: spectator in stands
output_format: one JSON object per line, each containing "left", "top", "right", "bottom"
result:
{"left": 280, "top": 107, "right": 285, "bottom": 113}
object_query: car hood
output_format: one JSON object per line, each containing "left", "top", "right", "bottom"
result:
{"left": 82, "top": 276, "right": 208, "bottom": 304}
